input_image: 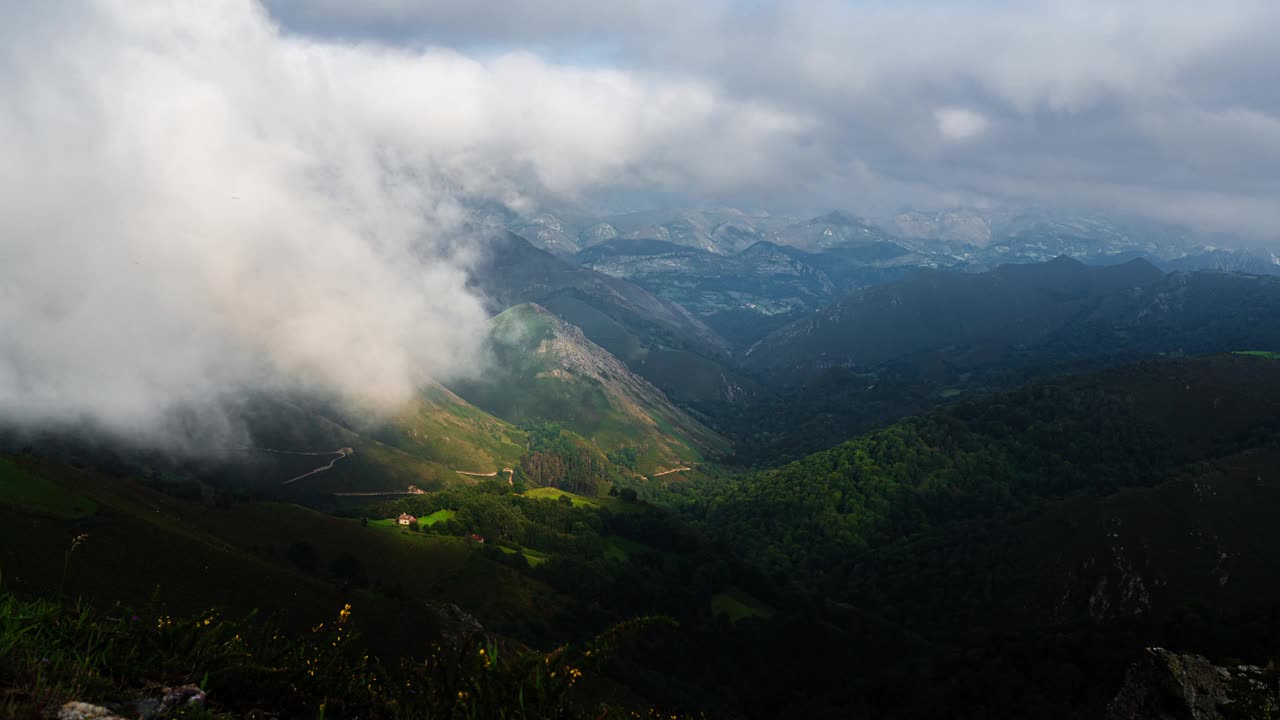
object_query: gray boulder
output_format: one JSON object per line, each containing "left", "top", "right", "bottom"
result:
{"left": 1107, "top": 647, "right": 1278, "bottom": 719}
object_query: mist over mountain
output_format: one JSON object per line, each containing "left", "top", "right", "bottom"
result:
{"left": 6, "top": 3, "right": 1280, "bottom": 720}
{"left": 0, "top": 1, "right": 813, "bottom": 453}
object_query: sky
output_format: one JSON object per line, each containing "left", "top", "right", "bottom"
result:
{"left": 1, "top": 0, "right": 1277, "bottom": 448}
{"left": 262, "top": 0, "right": 1280, "bottom": 240}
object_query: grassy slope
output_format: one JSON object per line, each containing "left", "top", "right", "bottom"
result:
{"left": 370, "top": 383, "right": 528, "bottom": 473}
{"left": 454, "top": 304, "right": 728, "bottom": 473}
{"left": 211, "top": 388, "right": 528, "bottom": 496}
{"left": 0, "top": 457, "right": 96, "bottom": 519}
{"left": 710, "top": 589, "right": 773, "bottom": 623}
{"left": 468, "top": 230, "right": 750, "bottom": 406}
{"left": 0, "top": 457, "right": 567, "bottom": 648}
{"left": 522, "top": 486, "right": 646, "bottom": 514}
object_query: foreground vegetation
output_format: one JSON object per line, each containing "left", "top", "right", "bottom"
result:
{"left": 7, "top": 353, "right": 1280, "bottom": 718}
{"left": 0, "top": 591, "right": 679, "bottom": 719}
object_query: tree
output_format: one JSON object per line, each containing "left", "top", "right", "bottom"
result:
{"left": 620, "top": 488, "right": 639, "bottom": 503}
{"left": 408, "top": 519, "right": 420, "bottom": 532}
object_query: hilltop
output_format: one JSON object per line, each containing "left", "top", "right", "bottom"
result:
{"left": 452, "top": 304, "right": 729, "bottom": 474}
{"left": 467, "top": 230, "right": 757, "bottom": 404}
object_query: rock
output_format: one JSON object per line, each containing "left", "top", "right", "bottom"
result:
{"left": 1106, "top": 647, "right": 1278, "bottom": 719}
{"left": 158, "top": 684, "right": 207, "bottom": 714}
{"left": 426, "top": 601, "right": 487, "bottom": 653}
{"left": 130, "top": 697, "right": 161, "bottom": 720}
{"left": 56, "top": 702, "right": 126, "bottom": 720}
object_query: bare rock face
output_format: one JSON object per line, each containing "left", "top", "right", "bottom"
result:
{"left": 1106, "top": 647, "right": 1277, "bottom": 720}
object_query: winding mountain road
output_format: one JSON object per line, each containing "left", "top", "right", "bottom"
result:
{"left": 250, "top": 447, "right": 354, "bottom": 484}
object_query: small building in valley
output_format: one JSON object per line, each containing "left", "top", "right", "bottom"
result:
{"left": 397, "top": 513, "right": 417, "bottom": 526}
{"left": 469, "top": 533, "right": 486, "bottom": 544}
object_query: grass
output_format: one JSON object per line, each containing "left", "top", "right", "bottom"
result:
{"left": 0, "top": 458, "right": 96, "bottom": 519}
{"left": 602, "top": 536, "right": 654, "bottom": 563}
{"left": 454, "top": 303, "right": 728, "bottom": 474}
{"left": 497, "top": 544, "right": 550, "bottom": 567}
{"left": 522, "top": 487, "right": 645, "bottom": 514}
{"left": 524, "top": 487, "right": 603, "bottom": 509}
{"left": 422, "top": 509, "right": 457, "bottom": 526}
{"left": 368, "top": 509, "right": 454, "bottom": 530}
{"left": 710, "top": 589, "right": 773, "bottom": 623}
{"left": 0, "top": 457, "right": 571, "bottom": 653}
{"left": 382, "top": 384, "right": 528, "bottom": 472}
{"left": 1233, "top": 350, "right": 1280, "bottom": 360}
{"left": 1, "top": 592, "right": 676, "bottom": 719}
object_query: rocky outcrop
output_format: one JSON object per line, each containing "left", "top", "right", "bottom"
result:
{"left": 58, "top": 703, "right": 125, "bottom": 720}
{"left": 57, "top": 686, "right": 207, "bottom": 720}
{"left": 1106, "top": 647, "right": 1277, "bottom": 719}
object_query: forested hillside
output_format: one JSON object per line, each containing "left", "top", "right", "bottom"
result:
{"left": 692, "top": 354, "right": 1280, "bottom": 592}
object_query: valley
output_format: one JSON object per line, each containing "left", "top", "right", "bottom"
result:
{"left": 7, "top": 222, "right": 1280, "bottom": 719}
{"left": 7, "top": 5, "right": 1280, "bottom": 718}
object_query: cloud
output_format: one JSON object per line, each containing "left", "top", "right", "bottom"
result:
{"left": 935, "top": 107, "right": 989, "bottom": 141}
{"left": 264, "top": 0, "right": 1280, "bottom": 243}
{"left": 0, "top": 0, "right": 809, "bottom": 449}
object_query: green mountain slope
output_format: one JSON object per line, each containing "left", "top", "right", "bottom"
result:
{"left": 0, "top": 456, "right": 565, "bottom": 649}
{"left": 3, "top": 385, "right": 535, "bottom": 501}
{"left": 683, "top": 353, "right": 1280, "bottom": 716}
{"left": 722, "top": 265, "right": 1280, "bottom": 466}
{"left": 743, "top": 255, "right": 1167, "bottom": 383}
{"left": 451, "top": 303, "right": 729, "bottom": 473}
{"left": 228, "top": 387, "right": 530, "bottom": 495}
{"left": 468, "top": 230, "right": 758, "bottom": 404}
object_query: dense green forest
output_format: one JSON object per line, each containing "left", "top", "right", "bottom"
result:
{"left": 689, "top": 378, "right": 1178, "bottom": 588}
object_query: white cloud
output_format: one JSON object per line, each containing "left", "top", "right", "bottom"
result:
{"left": 934, "top": 107, "right": 989, "bottom": 141}
{"left": 264, "top": 0, "right": 1280, "bottom": 241}
{"left": 0, "top": 0, "right": 809, "bottom": 449}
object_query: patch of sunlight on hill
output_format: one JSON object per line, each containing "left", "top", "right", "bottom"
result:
{"left": 0, "top": 458, "right": 96, "bottom": 519}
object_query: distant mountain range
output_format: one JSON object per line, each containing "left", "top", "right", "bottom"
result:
{"left": 485, "top": 203, "right": 1274, "bottom": 267}
{"left": 480, "top": 205, "right": 1278, "bottom": 351}
{"left": 745, "top": 256, "right": 1280, "bottom": 382}
{"left": 716, "top": 258, "right": 1280, "bottom": 465}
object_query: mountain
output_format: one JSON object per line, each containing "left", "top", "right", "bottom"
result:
{"left": 585, "top": 208, "right": 774, "bottom": 255}
{"left": 507, "top": 211, "right": 588, "bottom": 255}
{"left": 892, "top": 207, "right": 1199, "bottom": 263}
{"left": 769, "top": 210, "right": 897, "bottom": 251}
{"left": 1164, "top": 247, "right": 1280, "bottom": 275}
{"left": 575, "top": 239, "right": 836, "bottom": 346}
{"left": 892, "top": 207, "right": 998, "bottom": 246}
{"left": 786, "top": 241, "right": 953, "bottom": 293}
{"left": 4, "top": 383, "right": 536, "bottom": 502}
{"left": 723, "top": 260, "right": 1280, "bottom": 464}
{"left": 743, "top": 256, "right": 1168, "bottom": 383}
{"left": 468, "top": 230, "right": 757, "bottom": 404}
{"left": 692, "top": 353, "right": 1280, "bottom": 717}
{"left": 986, "top": 212, "right": 1195, "bottom": 264}
{"left": 451, "top": 304, "right": 729, "bottom": 472}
